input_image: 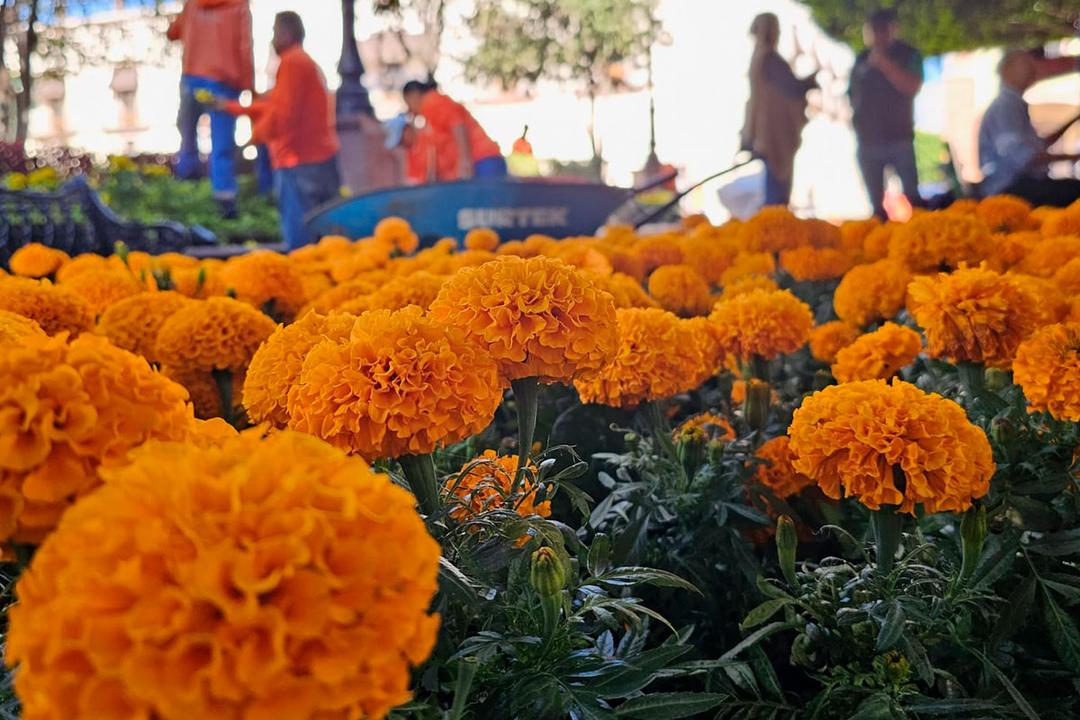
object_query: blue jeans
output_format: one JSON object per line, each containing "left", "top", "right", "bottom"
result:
{"left": 255, "top": 144, "right": 274, "bottom": 195}
{"left": 176, "top": 75, "right": 240, "bottom": 198}
{"left": 275, "top": 156, "right": 340, "bottom": 249}
{"left": 856, "top": 140, "right": 923, "bottom": 219}
{"left": 474, "top": 155, "right": 508, "bottom": 178}
{"left": 763, "top": 162, "right": 792, "bottom": 206}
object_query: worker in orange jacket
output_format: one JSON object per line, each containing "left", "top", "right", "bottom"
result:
{"left": 403, "top": 81, "right": 506, "bottom": 180}
{"left": 220, "top": 12, "right": 339, "bottom": 249}
{"left": 168, "top": 0, "right": 253, "bottom": 217}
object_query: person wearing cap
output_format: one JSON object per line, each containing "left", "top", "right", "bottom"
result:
{"left": 167, "top": 0, "right": 254, "bottom": 218}
{"left": 403, "top": 81, "right": 506, "bottom": 180}
{"left": 219, "top": 11, "right": 339, "bottom": 249}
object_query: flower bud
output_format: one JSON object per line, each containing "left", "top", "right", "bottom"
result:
{"left": 958, "top": 504, "right": 987, "bottom": 584}
{"left": 776, "top": 515, "right": 799, "bottom": 588}
{"left": 984, "top": 367, "right": 1009, "bottom": 392}
{"left": 744, "top": 379, "right": 771, "bottom": 432}
{"left": 530, "top": 546, "right": 567, "bottom": 599}
{"left": 990, "top": 417, "right": 1012, "bottom": 447}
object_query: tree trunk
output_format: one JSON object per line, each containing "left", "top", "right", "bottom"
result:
{"left": 15, "top": 0, "right": 40, "bottom": 149}
{"left": 587, "top": 81, "right": 602, "bottom": 180}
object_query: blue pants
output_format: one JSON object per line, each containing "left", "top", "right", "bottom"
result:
{"left": 763, "top": 162, "right": 792, "bottom": 206}
{"left": 474, "top": 155, "right": 508, "bottom": 178}
{"left": 856, "top": 140, "right": 923, "bottom": 219}
{"left": 275, "top": 156, "right": 340, "bottom": 250}
{"left": 255, "top": 144, "right": 274, "bottom": 195}
{"left": 176, "top": 75, "right": 240, "bottom": 198}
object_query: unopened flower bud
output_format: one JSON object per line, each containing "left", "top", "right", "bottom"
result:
{"left": 530, "top": 546, "right": 566, "bottom": 599}
{"left": 744, "top": 379, "right": 771, "bottom": 432}
{"left": 776, "top": 515, "right": 799, "bottom": 588}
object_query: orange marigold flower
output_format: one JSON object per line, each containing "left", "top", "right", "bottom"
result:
{"left": 632, "top": 234, "right": 684, "bottom": 273}
{"left": 554, "top": 242, "right": 614, "bottom": 276}
{"left": 288, "top": 306, "right": 502, "bottom": 460}
{"left": 448, "top": 449, "right": 551, "bottom": 524}
{"left": 299, "top": 269, "right": 334, "bottom": 302}
{"left": 1007, "top": 273, "right": 1069, "bottom": 328}
{"left": 806, "top": 218, "right": 842, "bottom": 249}
{"left": 8, "top": 243, "right": 69, "bottom": 278}
{"left": 0, "top": 333, "right": 193, "bottom": 545}
{"left": 606, "top": 249, "right": 648, "bottom": 282}
{"left": 684, "top": 316, "right": 726, "bottom": 382}
{"left": 593, "top": 272, "right": 658, "bottom": 309}
{"left": 907, "top": 266, "right": 1037, "bottom": 366}
{"left": 861, "top": 223, "right": 895, "bottom": 262}
{"left": 888, "top": 212, "right": 992, "bottom": 271}
{"left": 679, "top": 235, "right": 738, "bottom": 284}
{"left": 788, "top": 379, "right": 994, "bottom": 514}
{"left": 574, "top": 308, "right": 703, "bottom": 408}
{"left": 832, "top": 322, "right": 922, "bottom": 382}
{"left": 0, "top": 309, "right": 45, "bottom": 344}
{"left": 304, "top": 277, "right": 381, "bottom": 314}
{"left": 96, "top": 290, "right": 190, "bottom": 363}
{"left": 170, "top": 260, "right": 227, "bottom": 299}
{"left": 220, "top": 250, "right": 307, "bottom": 321}
{"left": 754, "top": 436, "right": 815, "bottom": 499}
{"left": 0, "top": 276, "right": 94, "bottom": 336}
{"left": 737, "top": 206, "right": 810, "bottom": 253}
{"left": 720, "top": 251, "right": 776, "bottom": 285}
{"left": 779, "top": 246, "right": 855, "bottom": 282}
{"left": 1053, "top": 257, "right": 1080, "bottom": 296}
{"left": 58, "top": 267, "right": 145, "bottom": 316}
{"left": 976, "top": 194, "right": 1035, "bottom": 233}
{"left": 708, "top": 289, "right": 813, "bottom": 362}
{"left": 364, "top": 271, "right": 446, "bottom": 311}
{"left": 243, "top": 311, "right": 356, "bottom": 427}
{"left": 374, "top": 215, "right": 420, "bottom": 254}
{"left": 647, "top": 264, "right": 713, "bottom": 317}
{"left": 945, "top": 199, "right": 979, "bottom": 215}
{"left": 833, "top": 259, "right": 911, "bottom": 327}
{"left": 1012, "top": 322, "right": 1080, "bottom": 421}
{"left": 329, "top": 239, "right": 395, "bottom": 283}
{"left": 809, "top": 321, "right": 860, "bottom": 364}
{"left": 719, "top": 274, "right": 779, "bottom": 301}
{"left": 7, "top": 430, "right": 440, "bottom": 720}
{"left": 155, "top": 296, "right": 276, "bottom": 372}
{"left": 429, "top": 256, "right": 618, "bottom": 384}
{"left": 464, "top": 227, "right": 500, "bottom": 251}
{"left": 673, "top": 412, "right": 734, "bottom": 444}
{"left": 1040, "top": 205, "right": 1080, "bottom": 238}
{"left": 53, "top": 252, "right": 119, "bottom": 282}
{"left": 988, "top": 231, "right": 1040, "bottom": 271}
{"left": 187, "top": 416, "right": 239, "bottom": 447}
{"left": 839, "top": 218, "right": 880, "bottom": 254}
{"left": 1018, "top": 235, "right": 1080, "bottom": 278}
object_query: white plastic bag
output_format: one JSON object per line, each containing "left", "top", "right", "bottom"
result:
{"left": 718, "top": 168, "right": 766, "bottom": 220}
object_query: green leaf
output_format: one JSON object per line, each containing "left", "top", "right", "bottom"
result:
{"left": 591, "top": 567, "right": 701, "bottom": 594}
{"left": 989, "top": 574, "right": 1036, "bottom": 651}
{"left": 1040, "top": 585, "right": 1080, "bottom": 673}
{"left": 903, "top": 697, "right": 1005, "bottom": 715}
{"left": 615, "top": 692, "right": 725, "bottom": 719}
{"left": 968, "top": 647, "right": 1040, "bottom": 720}
{"left": 588, "top": 533, "right": 613, "bottom": 577}
{"left": 846, "top": 693, "right": 897, "bottom": 720}
{"left": 582, "top": 645, "right": 692, "bottom": 698}
{"left": 748, "top": 645, "right": 785, "bottom": 702}
{"left": 1028, "top": 528, "right": 1080, "bottom": 557}
{"left": 900, "top": 635, "right": 933, "bottom": 686}
{"left": 438, "top": 557, "right": 484, "bottom": 606}
{"left": 740, "top": 598, "right": 791, "bottom": 631}
{"left": 559, "top": 480, "right": 595, "bottom": 520}
{"left": 875, "top": 601, "right": 906, "bottom": 652}
{"left": 721, "top": 621, "right": 800, "bottom": 661}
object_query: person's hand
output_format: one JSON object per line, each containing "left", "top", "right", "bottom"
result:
{"left": 867, "top": 48, "right": 888, "bottom": 69}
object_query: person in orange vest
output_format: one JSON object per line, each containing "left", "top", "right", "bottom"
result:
{"left": 403, "top": 80, "right": 506, "bottom": 179}
{"left": 385, "top": 113, "right": 461, "bottom": 185}
{"left": 217, "top": 12, "right": 339, "bottom": 248}
{"left": 167, "top": 0, "right": 254, "bottom": 217}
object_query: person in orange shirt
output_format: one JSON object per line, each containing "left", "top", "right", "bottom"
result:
{"left": 386, "top": 113, "right": 462, "bottom": 184}
{"left": 167, "top": 0, "right": 253, "bottom": 217}
{"left": 403, "top": 81, "right": 506, "bottom": 180}
{"left": 220, "top": 12, "right": 339, "bottom": 249}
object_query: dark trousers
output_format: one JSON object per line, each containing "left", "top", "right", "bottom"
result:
{"left": 275, "top": 156, "right": 340, "bottom": 249}
{"left": 176, "top": 75, "right": 240, "bottom": 198}
{"left": 856, "top": 140, "right": 924, "bottom": 219}
{"left": 763, "top": 161, "right": 793, "bottom": 206}
{"left": 996, "top": 176, "right": 1080, "bottom": 208}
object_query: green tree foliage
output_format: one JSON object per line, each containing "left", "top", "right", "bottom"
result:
{"left": 800, "top": 0, "right": 1077, "bottom": 55}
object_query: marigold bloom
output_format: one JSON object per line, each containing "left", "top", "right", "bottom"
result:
{"left": 53, "top": 252, "right": 120, "bottom": 282}
{"left": 719, "top": 274, "right": 779, "bottom": 301}
{"left": 364, "top": 271, "right": 446, "bottom": 312}
{"left": 907, "top": 266, "right": 1037, "bottom": 366}
{"left": 0, "top": 276, "right": 94, "bottom": 336}
{"left": 593, "top": 272, "right": 659, "bottom": 309}
{"left": 96, "top": 290, "right": 190, "bottom": 363}
{"left": 684, "top": 316, "right": 726, "bottom": 382}
{"left": 243, "top": 311, "right": 356, "bottom": 427}
{"left": 574, "top": 308, "right": 703, "bottom": 408}
{"left": 288, "top": 306, "right": 502, "bottom": 460}
{"left": 448, "top": 449, "right": 551, "bottom": 524}
{"left": 861, "top": 223, "right": 895, "bottom": 262}
{"left": 754, "top": 436, "right": 815, "bottom": 499}
{"left": 304, "top": 277, "right": 380, "bottom": 314}
{"left": 606, "top": 249, "right": 648, "bottom": 281}
{"left": 464, "top": 227, "right": 500, "bottom": 251}
{"left": 988, "top": 231, "right": 1040, "bottom": 271}
{"left": 647, "top": 264, "right": 713, "bottom": 317}
{"left": 809, "top": 321, "right": 860, "bottom": 364}
{"left": 0, "top": 310, "right": 45, "bottom": 343}
{"left": 679, "top": 236, "right": 738, "bottom": 284}
{"left": 1019, "top": 236, "right": 1080, "bottom": 278}
{"left": 429, "top": 256, "right": 618, "bottom": 384}
{"left": 1013, "top": 322, "right": 1080, "bottom": 421}
{"left": 888, "top": 212, "right": 992, "bottom": 271}
{"left": 832, "top": 322, "right": 922, "bottom": 382}
{"left": 805, "top": 218, "right": 842, "bottom": 249}
{"left": 8, "top": 243, "right": 69, "bottom": 278}
{"left": 374, "top": 216, "right": 420, "bottom": 254}
{"left": 170, "top": 260, "right": 227, "bottom": 298}
{"left": 58, "top": 267, "right": 145, "bottom": 316}
{"left": 632, "top": 234, "right": 684, "bottom": 272}
{"left": 976, "top": 194, "right": 1035, "bottom": 233}
{"left": 779, "top": 246, "right": 855, "bottom": 282}
{"left": 720, "top": 251, "right": 776, "bottom": 285}
{"left": 673, "top": 412, "right": 734, "bottom": 444}
{"left": 1052, "top": 257, "right": 1080, "bottom": 296}
{"left": 329, "top": 239, "right": 395, "bottom": 283}
{"left": 833, "top": 259, "right": 911, "bottom": 327}
{"left": 0, "top": 333, "right": 192, "bottom": 544}
{"left": 156, "top": 296, "right": 276, "bottom": 372}
{"left": 737, "top": 206, "right": 809, "bottom": 253}
{"left": 708, "top": 289, "right": 813, "bottom": 362}
{"left": 1040, "top": 205, "right": 1080, "bottom": 238}
{"left": 7, "top": 430, "right": 440, "bottom": 720}
{"left": 839, "top": 218, "right": 880, "bottom": 254}
{"left": 788, "top": 379, "right": 994, "bottom": 514}
{"left": 220, "top": 250, "right": 307, "bottom": 321}
{"left": 1007, "top": 273, "right": 1069, "bottom": 328}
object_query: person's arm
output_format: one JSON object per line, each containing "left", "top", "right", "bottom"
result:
{"left": 763, "top": 53, "right": 817, "bottom": 99}
{"left": 237, "top": 5, "right": 255, "bottom": 92}
{"left": 166, "top": 2, "right": 187, "bottom": 42}
{"left": 452, "top": 124, "right": 473, "bottom": 179}
{"left": 868, "top": 47, "right": 922, "bottom": 97}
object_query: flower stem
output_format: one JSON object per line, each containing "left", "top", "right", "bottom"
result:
{"left": 211, "top": 368, "right": 234, "bottom": 426}
{"left": 872, "top": 506, "right": 904, "bottom": 576}
{"left": 399, "top": 453, "right": 441, "bottom": 517}
{"left": 511, "top": 376, "right": 540, "bottom": 495}
{"left": 643, "top": 400, "right": 688, "bottom": 487}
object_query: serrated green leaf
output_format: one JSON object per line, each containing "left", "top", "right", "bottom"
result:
{"left": 588, "top": 533, "right": 612, "bottom": 577}
{"left": 1041, "top": 585, "right": 1080, "bottom": 673}
{"left": 740, "top": 598, "right": 790, "bottom": 631}
{"left": 615, "top": 692, "right": 725, "bottom": 719}
{"left": 989, "top": 574, "right": 1036, "bottom": 651}
{"left": 591, "top": 567, "right": 701, "bottom": 594}
{"left": 875, "top": 601, "right": 906, "bottom": 652}
{"left": 722, "top": 621, "right": 800, "bottom": 661}
{"left": 846, "top": 693, "right": 896, "bottom": 720}
{"left": 1028, "top": 528, "right": 1080, "bottom": 557}
{"left": 581, "top": 645, "right": 692, "bottom": 698}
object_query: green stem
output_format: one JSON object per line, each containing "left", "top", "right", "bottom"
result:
{"left": 447, "top": 657, "right": 479, "bottom": 720}
{"left": 511, "top": 376, "right": 540, "bottom": 495}
{"left": 399, "top": 453, "right": 441, "bottom": 517}
{"left": 211, "top": 368, "right": 234, "bottom": 426}
{"left": 749, "top": 354, "right": 770, "bottom": 382}
{"left": 539, "top": 593, "right": 562, "bottom": 649}
{"left": 957, "top": 362, "right": 985, "bottom": 398}
{"left": 872, "top": 506, "right": 904, "bottom": 576}
{"left": 643, "top": 400, "right": 688, "bottom": 487}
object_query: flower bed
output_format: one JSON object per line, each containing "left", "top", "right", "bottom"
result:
{"left": 1, "top": 198, "right": 1079, "bottom": 719}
